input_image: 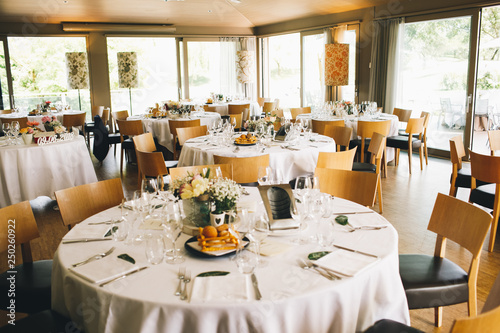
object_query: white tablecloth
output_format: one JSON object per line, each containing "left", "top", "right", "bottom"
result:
{"left": 296, "top": 114, "right": 399, "bottom": 161}
{"left": 178, "top": 134, "right": 336, "bottom": 182}
{"left": 187, "top": 101, "right": 261, "bottom": 117}
{"left": 51, "top": 190, "right": 410, "bottom": 333}
{"left": 0, "top": 136, "right": 97, "bottom": 207}
{"left": 0, "top": 110, "right": 86, "bottom": 131}
{"left": 138, "top": 112, "right": 221, "bottom": 152}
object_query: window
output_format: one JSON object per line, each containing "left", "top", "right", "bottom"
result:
{"left": 302, "top": 33, "right": 325, "bottom": 107}
{"left": 107, "top": 37, "right": 178, "bottom": 115}
{"left": 7, "top": 36, "right": 88, "bottom": 113}
{"left": 186, "top": 41, "right": 221, "bottom": 99}
{"left": 0, "top": 40, "right": 9, "bottom": 110}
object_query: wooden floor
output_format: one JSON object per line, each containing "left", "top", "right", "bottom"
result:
{"left": 3, "top": 147, "right": 500, "bottom": 332}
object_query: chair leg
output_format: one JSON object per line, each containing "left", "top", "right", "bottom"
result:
{"left": 395, "top": 148, "right": 400, "bottom": 166}
{"left": 424, "top": 136, "right": 428, "bottom": 165}
{"left": 419, "top": 146, "right": 423, "bottom": 170}
{"left": 449, "top": 184, "right": 458, "bottom": 197}
{"left": 377, "top": 176, "right": 383, "bottom": 214}
{"left": 408, "top": 144, "right": 413, "bottom": 175}
{"left": 434, "top": 306, "right": 443, "bottom": 327}
{"left": 120, "top": 147, "right": 124, "bottom": 175}
{"left": 488, "top": 196, "right": 500, "bottom": 252}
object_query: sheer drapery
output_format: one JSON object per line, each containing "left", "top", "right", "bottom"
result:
{"left": 368, "top": 18, "right": 404, "bottom": 114}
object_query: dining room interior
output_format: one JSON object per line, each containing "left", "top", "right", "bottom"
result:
{"left": 2, "top": 0, "right": 500, "bottom": 332}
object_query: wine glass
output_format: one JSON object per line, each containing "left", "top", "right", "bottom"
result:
{"left": 290, "top": 199, "right": 307, "bottom": 244}
{"left": 2, "top": 123, "right": 11, "bottom": 145}
{"left": 258, "top": 166, "right": 272, "bottom": 185}
{"left": 141, "top": 178, "right": 157, "bottom": 209}
{"left": 145, "top": 233, "right": 165, "bottom": 265}
{"left": 10, "top": 121, "right": 19, "bottom": 145}
{"left": 163, "top": 202, "right": 185, "bottom": 264}
{"left": 249, "top": 212, "right": 270, "bottom": 267}
{"left": 157, "top": 175, "right": 173, "bottom": 202}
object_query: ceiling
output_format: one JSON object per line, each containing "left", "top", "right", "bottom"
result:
{"left": 0, "top": 0, "right": 388, "bottom": 28}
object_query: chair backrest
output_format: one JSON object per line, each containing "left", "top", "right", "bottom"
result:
{"left": 0, "top": 109, "right": 12, "bottom": 114}
{"left": 91, "top": 105, "right": 104, "bottom": 118}
{"left": 204, "top": 105, "right": 217, "bottom": 112}
{"left": 449, "top": 136, "right": 465, "bottom": 171}
{"left": 315, "top": 168, "right": 378, "bottom": 207}
{"left": 168, "top": 119, "right": 201, "bottom": 143}
{"left": 357, "top": 120, "right": 392, "bottom": 138}
{"left": 1, "top": 116, "right": 28, "bottom": 128}
{"left": 428, "top": 193, "right": 492, "bottom": 259}
{"left": 63, "top": 113, "right": 86, "bottom": 129}
{"left": 115, "top": 119, "right": 144, "bottom": 140}
{"left": 324, "top": 125, "right": 353, "bottom": 151}
{"left": 263, "top": 101, "right": 277, "bottom": 114}
{"left": 273, "top": 108, "right": 284, "bottom": 118}
{"left": 450, "top": 305, "right": 500, "bottom": 333}
{"left": 228, "top": 104, "right": 250, "bottom": 115}
{"left": 487, "top": 130, "right": 500, "bottom": 156}
{"left": 393, "top": 108, "right": 412, "bottom": 122}
{"left": 133, "top": 132, "right": 156, "bottom": 152}
{"left": 176, "top": 125, "right": 208, "bottom": 146}
{"left": 405, "top": 117, "right": 425, "bottom": 136}
{"left": 169, "top": 164, "right": 233, "bottom": 181}
{"left": 135, "top": 150, "right": 168, "bottom": 179}
{"left": 311, "top": 119, "right": 344, "bottom": 135}
{"left": 316, "top": 147, "right": 356, "bottom": 170}
{"left": 55, "top": 178, "right": 124, "bottom": 227}
{"left": 0, "top": 201, "right": 39, "bottom": 263}
{"left": 290, "top": 107, "right": 311, "bottom": 119}
{"left": 257, "top": 97, "right": 269, "bottom": 107}
{"left": 469, "top": 150, "right": 500, "bottom": 185}
{"left": 229, "top": 113, "right": 243, "bottom": 130}
{"left": 102, "top": 108, "right": 110, "bottom": 128}
{"left": 111, "top": 110, "right": 129, "bottom": 132}
{"left": 213, "top": 154, "right": 270, "bottom": 184}
{"left": 367, "top": 132, "right": 387, "bottom": 170}
{"left": 483, "top": 271, "right": 500, "bottom": 313}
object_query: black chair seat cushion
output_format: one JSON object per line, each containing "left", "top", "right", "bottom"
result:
{"left": 470, "top": 183, "right": 496, "bottom": 210}
{"left": 121, "top": 138, "right": 135, "bottom": 150}
{"left": 0, "top": 309, "right": 82, "bottom": 333}
{"left": 0, "top": 260, "right": 52, "bottom": 314}
{"left": 450, "top": 166, "right": 489, "bottom": 189}
{"left": 386, "top": 136, "right": 421, "bottom": 150}
{"left": 399, "top": 254, "right": 468, "bottom": 309}
{"left": 84, "top": 122, "right": 95, "bottom": 131}
{"left": 349, "top": 138, "right": 371, "bottom": 151}
{"left": 352, "top": 162, "right": 376, "bottom": 173}
{"left": 108, "top": 133, "right": 122, "bottom": 144}
{"left": 363, "top": 319, "right": 424, "bottom": 333}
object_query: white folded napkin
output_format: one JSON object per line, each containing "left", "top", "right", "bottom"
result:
{"left": 270, "top": 218, "right": 300, "bottom": 231}
{"left": 248, "top": 239, "right": 291, "bottom": 256}
{"left": 315, "top": 249, "right": 379, "bottom": 277}
{"left": 190, "top": 274, "right": 252, "bottom": 303}
{"left": 347, "top": 214, "right": 389, "bottom": 229}
{"left": 69, "top": 255, "right": 139, "bottom": 284}
{"left": 63, "top": 225, "right": 111, "bottom": 239}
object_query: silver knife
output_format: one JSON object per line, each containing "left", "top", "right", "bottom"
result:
{"left": 99, "top": 266, "right": 149, "bottom": 287}
{"left": 251, "top": 273, "right": 262, "bottom": 300}
{"left": 62, "top": 238, "right": 112, "bottom": 244}
{"left": 333, "top": 211, "right": 374, "bottom": 215}
{"left": 333, "top": 245, "right": 378, "bottom": 258}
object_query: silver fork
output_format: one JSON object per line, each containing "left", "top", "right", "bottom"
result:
{"left": 297, "top": 259, "right": 334, "bottom": 280}
{"left": 233, "top": 146, "right": 240, "bottom": 153}
{"left": 175, "top": 267, "right": 185, "bottom": 296}
{"left": 180, "top": 270, "right": 191, "bottom": 300}
{"left": 72, "top": 247, "right": 115, "bottom": 267}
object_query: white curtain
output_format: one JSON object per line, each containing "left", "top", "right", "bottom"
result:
{"left": 385, "top": 18, "right": 404, "bottom": 115}
{"left": 332, "top": 25, "right": 348, "bottom": 101}
{"left": 220, "top": 37, "right": 241, "bottom": 98}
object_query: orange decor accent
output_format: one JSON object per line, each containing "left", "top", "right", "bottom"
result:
{"left": 325, "top": 43, "right": 349, "bottom": 86}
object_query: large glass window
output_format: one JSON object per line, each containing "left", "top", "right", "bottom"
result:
{"left": 267, "top": 33, "right": 301, "bottom": 108}
{"left": 0, "top": 40, "right": 10, "bottom": 110}
{"left": 8, "top": 36, "right": 88, "bottom": 113}
{"left": 186, "top": 41, "right": 221, "bottom": 100}
{"left": 302, "top": 33, "right": 325, "bottom": 107}
{"left": 107, "top": 37, "right": 178, "bottom": 115}
{"left": 343, "top": 29, "right": 357, "bottom": 102}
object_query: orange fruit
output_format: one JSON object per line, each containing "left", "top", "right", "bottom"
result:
{"left": 202, "top": 226, "right": 218, "bottom": 238}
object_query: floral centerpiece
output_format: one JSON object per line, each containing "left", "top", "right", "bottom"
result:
{"left": 41, "top": 115, "right": 66, "bottom": 134}
{"left": 19, "top": 121, "right": 40, "bottom": 144}
{"left": 244, "top": 114, "right": 281, "bottom": 132}
{"left": 333, "top": 100, "right": 355, "bottom": 116}
{"left": 41, "top": 101, "right": 51, "bottom": 112}
{"left": 209, "top": 178, "right": 242, "bottom": 214}
{"left": 163, "top": 100, "right": 191, "bottom": 116}
{"left": 172, "top": 171, "right": 211, "bottom": 227}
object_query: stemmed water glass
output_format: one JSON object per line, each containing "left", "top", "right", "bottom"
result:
{"left": 257, "top": 166, "right": 273, "bottom": 185}
{"left": 248, "top": 211, "right": 270, "bottom": 267}
{"left": 157, "top": 175, "right": 174, "bottom": 202}
{"left": 162, "top": 202, "right": 185, "bottom": 264}
{"left": 2, "top": 123, "right": 11, "bottom": 145}
{"left": 10, "top": 121, "right": 20, "bottom": 145}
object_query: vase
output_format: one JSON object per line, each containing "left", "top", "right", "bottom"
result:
{"left": 22, "top": 133, "right": 33, "bottom": 145}
{"left": 210, "top": 212, "right": 225, "bottom": 228}
{"left": 182, "top": 198, "right": 211, "bottom": 228}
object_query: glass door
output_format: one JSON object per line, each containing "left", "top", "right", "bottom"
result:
{"left": 397, "top": 10, "right": 479, "bottom": 155}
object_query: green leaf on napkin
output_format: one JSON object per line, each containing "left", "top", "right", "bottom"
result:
{"left": 117, "top": 254, "right": 136, "bottom": 264}
{"left": 196, "top": 271, "right": 230, "bottom": 278}
{"left": 308, "top": 251, "right": 331, "bottom": 261}
{"left": 335, "top": 215, "right": 349, "bottom": 226}
{"left": 104, "top": 226, "right": 118, "bottom": 237}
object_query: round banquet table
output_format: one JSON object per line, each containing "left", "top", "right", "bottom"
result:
{"left": 137, "top": 112, "right": 221, "bottom": 152}
{"left": 51, "top": 188, "right": 410, "bottom": 333}
{"left": 0, "top": 110, "right": 86, "bottom": 131}
{"left": 185, "top": 101, "right": 261, "bottom": 117}
{"left": 296, "top": 113, "right": 400, "bottom": 161}
{"left": 0, "top": 136, "right": 97, "bottom": 207}
{"left": 177, "top": 134, "right": 336, "bottom": 183}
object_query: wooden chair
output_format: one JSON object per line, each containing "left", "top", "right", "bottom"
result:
{"left": 487, "top": 129, "right": 500, "bottom": 155}
{"left": 257, "top": 97, "right": 270, "bottom": 107}
{"left": 55, "top": 178, "right": 124, "bottom": 228}
{"left": 263, "top": 101, "right": 277, "bottom": 114}
{"left": 135, "top": 150, "right": 169, "bottom": 189}
{"left": 85, "top": 105, "right": 104, "bottom": 145}
{"left": 229, "top": 113, "right": 243, "bottom": 131}
{"left": 0, "top": 201, "right": 52, "bottom": 314}
{"left": 176, "top": 125, "right": 208, "bottom": 146}
{"left": 315, "top": 168, "right": 378, "bottom": 209}
{"left": 449, "top": 136, "right": 479, "bottom": 197}
{"left": 62, "top": 113, "right": 86, "bottom": 135}
{"left": 0, "top": 109, "right": 12, "bottom": 114}
{"left": 169, "top": 164, "right": 233, "bottom": 181}
{"left": 351, "top": 119, "right": 391, "bottom": 163}
{"left": 311, "top": 119, "right": 344, "bottom": 135}
{"left": 203, "top": 105, "right": 217, "bottom": 112}
{"left": 111, "top": 110, "right": 129, "bottom": 133}
{"left": 386, "top": 117, "right": 425, "bottom": 174}
{"left": 133, "top": 132, "right": 157, "bottom": 152}
{"left": 213, "top": 154, "right": 270, "bottom": 185}
{"left": 228, "top": 104, "right": 250, "bottom": 115}
{"left": 273, "top": 108, "right": 284, "bottom": 119}
{"left": 469, "top": 150, "right": 500, "bottom": 252}
{"left": 324, "top": 125, "right": 353, "bottom": 151}
{"left": 316, "top": 147, "right": 357, "bottom": 170}
{"left": 115, "top": 119, "right": 144, "bottom": 174}
{"left": 393, "top": 107, "right": 412, "bottom": 131}
{"left": 1, "top": 116, "right": 28, "bottom": 128}
{"left": 399, "top": 193, "right": 492, "bottom": 327}
{"left": 290, "top": 107, "right": 311, "bottom": 120}
{"left": 168, "top": 119, "right": 201, "bottom": 159}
